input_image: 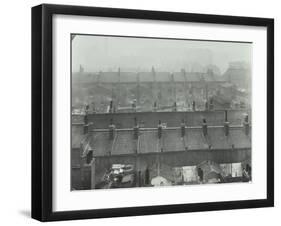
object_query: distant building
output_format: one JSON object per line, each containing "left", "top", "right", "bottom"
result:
{"left": 223, "top": 62, "right": 251, "bottom": 90}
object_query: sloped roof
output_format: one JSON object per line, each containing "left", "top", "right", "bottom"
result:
{"left": 99, "top": 72, "right": 119, "bottom": 83}
{"left": 185, "top": 128, "right": 208, "bottom": 150}
{"left": 173, "top": 72, "right": 186, "bottom": 82}
{"left": 139, "top": 130, "right": 161, "bottom": 154}
{"left": 138, "top": 72, "right": 154, "bottom": 82}
{"left": 120, "top": 72, "right": 137, "bottom": 83}
{"left": 111, "top": 130, "right": 137, "bottom": 155}
{"left": 80, "top": 126, "right": 251, "bottom": 157}
{"left": 162, "top": 129, "right": 185, "bottom": 151}
{"left": 155, "top": 72, "right": 171, "bottom": 82}
{"left": 228, "top": 127, "right": 251, "bottom": 148}
{"left": 208, "top": 127, "right": 230, "bottom": 149}
{"left": 72, "top": 125, "right": 84, "bottom": 148}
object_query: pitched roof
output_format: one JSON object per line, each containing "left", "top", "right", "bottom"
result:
{"left": 80, "top": 126, "right": 251, "bottom": 157}
{"left": 72, "top": 125, "right": 84, "bottom": 148}
{"left": 138, "top": 72, "right": 154, "bottom": 82}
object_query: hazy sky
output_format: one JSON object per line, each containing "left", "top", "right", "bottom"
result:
{"left": 72, "top": 35, "right": 252, "bottom": 74}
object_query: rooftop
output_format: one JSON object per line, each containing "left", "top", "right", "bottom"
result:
{"left": 72, "top": 71, "right": 225, "bottom": 84}
{"left": 81, "top": 125, "right": 251, "bottom": 157}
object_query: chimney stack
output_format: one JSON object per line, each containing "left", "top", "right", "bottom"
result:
{"left": 83, "top": 112, "right": 89, "bottom": 134}
{"left": 109, "top": 100, "right": 113, "bottom": 113}
{"left": 243, "top": 114, "right": 250, "bottom": 135}
{"left": 132, "top": 100, "right": 137, "bottom": 112}
{"left": 153, "top": 101, "right": 157, "bottom": 112}
{"left": 173, "top": 102, "right": 177, "bottom": 112}
{"left": 192, "top": 101, "right": 196, "bottom": 111}
{"left": 109, "top": 119, "right": 116, "bottom": 140}
{"left": 133, "top": 117, "right": 139, "bottom": 139}
{"left": 202, "top": 118, "right": 208, "bottom": 136}
{"left": 85, "top": 104, "right": 90, "bottom": 114}
{"left": 224, "top": 110, "right": 230, "bottom": 136}
{"left": 158, "top": 120, "right": 162, "bottom": 139}
{"left": 92, "top": 102, "right": 96, "bottom": 113}
{"left": 209, "top": 97, "right": 214, "bottom": 110}
{"left": 205, "top": 101, "right": 209, "bottom": 111}
{"left": 181, "top": 120, "right": 186, "bottom": 137}
{"left": 225, "top": 110, "right": 228, "bottom": 122}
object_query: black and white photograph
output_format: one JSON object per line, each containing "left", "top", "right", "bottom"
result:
{"left": 71, "top": 34, "right": 252, "bottom": 190}
{"left": 29, "top": 3, "right": 274, "bottom": 222}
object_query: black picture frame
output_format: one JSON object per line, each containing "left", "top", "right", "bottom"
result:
{"left": 32, "top": 3, "right": 274, "bottom": 222}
